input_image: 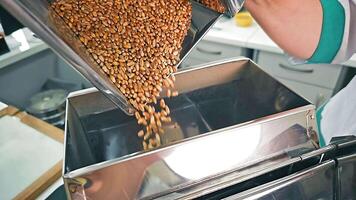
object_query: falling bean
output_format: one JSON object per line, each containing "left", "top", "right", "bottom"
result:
{"left": 50, "top": 0, "right": 193, "bottom": 150}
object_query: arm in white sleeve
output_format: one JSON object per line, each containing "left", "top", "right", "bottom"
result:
{"left": 308, "top": 0, "right": 356, "bottom": 64}
{"left": 319, "top": 0, "right": 356, "bottom": 144}
{"left": 245, "top": 0, "right": 355, "bottom": 64}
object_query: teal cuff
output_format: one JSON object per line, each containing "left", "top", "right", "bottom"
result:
{"left": 308, "top": 0, "right": 345, "bottom": 64}
{"left": 316, "top": 103, "right": 327, "bottom": 147}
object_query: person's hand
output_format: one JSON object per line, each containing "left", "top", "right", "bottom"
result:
{"left": 244, "top": 0, "right": 322, "bottom": 60}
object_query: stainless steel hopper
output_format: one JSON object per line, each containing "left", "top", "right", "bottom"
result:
{"left": 63, "top": 58, "right": 319, "bottom": 199}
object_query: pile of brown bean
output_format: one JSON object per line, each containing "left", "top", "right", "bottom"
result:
{"left": 199, "top": 0, "right": 225, "bottom": 13}
{"left": 51, "top": 0, "right": 192, "bottom": 150}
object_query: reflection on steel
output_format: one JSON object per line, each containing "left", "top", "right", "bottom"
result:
{"left": 63, "top": 58, "right": 318, "bottom": 199}
{"left": 223, "top": 148, "right": 356, "bottom": 200}
{"left": 220, "top": 0, "right": 246, "bottom": 17}
{"left": 337, "top": 154, "right": 356, "bottom": 199}
{"left": 224, "top": 160, "right": 336, "bottom": 200}
{"left": 164, "top": 125, "right": 262, "bottom": 180}
{"left": 0, "top": 0, "right": 222, "bottom": 115}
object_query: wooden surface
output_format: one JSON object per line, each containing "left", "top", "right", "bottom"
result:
{"left": 16, "top": 112, "right": 64, "bottom": 143}
{"left": 14, "top": 161, "right": 62, "bottom": 200}
{"left": 16, "top": 112, "right": 64, "bottom": 199}
{"left": 0, "top": 109, "right": 64, "bottom": 200}
{"left": 0, "top": 105, "right": 19, "bottom": 117}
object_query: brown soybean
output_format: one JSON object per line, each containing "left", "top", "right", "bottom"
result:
{"left": 138, "top": 130, "right": 144, "bottom": 137}
{"left": 160, "top": 99, "right": 166, "bottom": 108}
{"left": 198, "top": 0, "right": 225, "bottom": 13}
{"left": 51, "top": 0, "right": 192, "bottom": 150}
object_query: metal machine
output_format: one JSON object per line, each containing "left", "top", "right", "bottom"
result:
{"left": 63, "top": 58, "right": 327, "bottom": 199}
{"left": 2, "top": 1, "right": 356, "bottom": 199}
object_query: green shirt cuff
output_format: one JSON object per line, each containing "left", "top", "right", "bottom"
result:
{"left": 308, "top": 0, "right": 345, "bottom": 64}
{"left": 316, "top": 103, "right": 327, "bottom": 147}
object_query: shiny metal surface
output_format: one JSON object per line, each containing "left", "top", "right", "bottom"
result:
{"left": 0, "top": 0, "right": 222, "bottom": 115}
{"left": 337, "top": 154, "right": 356, "bottom": 199}
{"left": 161, "top": 155, "right": 303, "bottom": 200}
{"left": 224, "top": 160, "right": 335, "bottom": 200}
{"left": 63, "top": 59, "right": 318, "bottom": 199}
{"left": 336, "top": 139, "right": 356, "bottom": 149}
{"left": 220, "top": 0, "right": 245, "bottom": 17}
{"left": 221, "top": 146, "right": 356, "bottom": 200}
{"left": 299, "top": 144, "right": 335, "bottom": 161}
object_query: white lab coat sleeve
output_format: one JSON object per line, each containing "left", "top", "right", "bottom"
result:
{"left": 289, "top": 0, "right": 355, "bottom": 64}
{"left": 320, "top": 0, "right": 356, "bottom": 144}
{"left": 332, "top": 0, "right": 356, "bottom": 63}
{"left": 321, "top": 77, "right": 356, "bottom": 144}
